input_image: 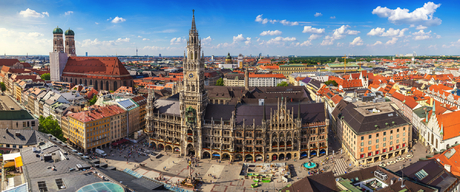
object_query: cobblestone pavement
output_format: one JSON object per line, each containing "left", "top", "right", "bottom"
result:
{"left": 94, "top": 134, "right": 431, "bottom": 192}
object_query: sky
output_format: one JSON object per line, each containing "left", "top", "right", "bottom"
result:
{"left": 0, "top": 0, "right": 459, "bottom": 56}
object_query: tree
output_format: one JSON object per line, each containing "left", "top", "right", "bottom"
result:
{"left": 41, "top": 73, "right": 50, "bottom": 81}
{"left": 89, "top": 95, "right": 97, "bottom": 106}
{"left": 277, "top": 81, "right": 289, "bottom": 87}
{"left": 0, "top": 82, "right": 5, "bottom": 92}
{"left": 216, "top": 78, "right": 224, "bottom": 86}
{"left": 39, "top": 116, "right": 66, "bottom": 142}
{"left": 324, "top": 80, "right": 338, "bottom": 86}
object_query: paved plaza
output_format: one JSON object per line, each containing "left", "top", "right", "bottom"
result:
{"left": 92, "top": 132, "right": 431, "bottom": 192}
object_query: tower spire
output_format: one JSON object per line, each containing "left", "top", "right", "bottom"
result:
{"left": 191, "top": 9, "right": 196, "bottom": 32}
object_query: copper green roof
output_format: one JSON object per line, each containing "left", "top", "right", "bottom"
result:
{"left": 65, "top": 28, "right": 74, "bottom": 35}
{"left": 53, "top": 26, "right": 63, "bottom": 34}
{"left": 0, "top": 110, "right": 34, "bottom": 120}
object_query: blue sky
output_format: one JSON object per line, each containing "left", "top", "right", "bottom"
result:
{"left": 0, "top": 0, "right": 459, "bottom": 56}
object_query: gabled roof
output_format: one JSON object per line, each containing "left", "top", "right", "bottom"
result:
{"left": 0, "top": 59, "right": 20, "bottom": 66}
{"left": 281, "top": 172, "right": 338, "bottom": 192}
{"left": 62, "top": 57, "right": 132, "bottom": 80}
{"left": 437, "top": 110, "right": 460, "bottom": 140}
{"left": 0, "top": 129, "right": 39, "bottom": 145}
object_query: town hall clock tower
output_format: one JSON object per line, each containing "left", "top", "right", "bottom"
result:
{"left": 180, "top": 10, "right": 208, "bottom": 157}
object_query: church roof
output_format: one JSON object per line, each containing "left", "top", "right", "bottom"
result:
{"left": 0, "top": 59, "right": 20, "bottom": 66}
{"left": 62, "top": 57, "right": 132, "bottom": 80}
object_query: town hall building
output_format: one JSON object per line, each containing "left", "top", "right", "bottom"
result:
{"left": 146, "top": 11, "right": 329, "bottom": 162}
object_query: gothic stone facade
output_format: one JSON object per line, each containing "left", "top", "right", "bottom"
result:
{"left": 146, "top": 12, "right": 328, "bottom": 162}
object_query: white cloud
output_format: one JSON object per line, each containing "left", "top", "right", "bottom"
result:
{"left": 255, "top": 14, "right": 299, "bottom": 26}
{"left": 372, "top": 2, "right": 442, "bottom": 26}
{"left": 314, "top": 12, "right": 323, "bottom": 17}
{"left": 442, "top": 39, "right": 460, "bottom": 48}
{"left": 202, "top": 36, "right": 212, "bottom": 45}
{"left": 260, "top": 30, "right": 282, "bottom": 36}
{"left": 170, "top": 37, "right": 185, "bottom": 45}
{"left": 245, "top": 37, "right": 252, "bottom": 45}
{"left": 350, "top": 37, "right": 364, "bottom": 46}
{"left": 369, "top": 41, "right": 383, "bottom": 46}
{"left": 280, "top": 20, "right": 299, "bottom": 26}
{"left": 330, "top": 16, "right": 336, "bottom": 19}
{"left": 106, "top": 17, "right": 112, "bottom": 21}
{"left": 427, "top": 44, "right": 437, "bottom": 49}
{"left": 416, "top": 25, "right": 427, "bottom": 30}
{"left": 308, "top": 34, "right": 322, "bottom": 40}
{"left": 142, "top": 38, "right": 149, "bottom": 41}
{"left": 367, "top": 27, "right": 385, "bottom": 36}
{"left": 367, "top": 27, "right": 408, "bottom": 37}
{"left": 19, "top": 8, "right": 49, "bottom": 18}
{"left": 81, "top": 38, "right": 115, "bottom": 47}
{"left": 111, "top": 16, "right": 126, "bottom": 23}
{"left": 386, "top": 37, "right": 398, "bottom": 45}
{"left": 302, "top": 26, "right": 325, "bottom": 34}
{"left": 265, "top": 37, "right": 297, "bottom": 45}
{"left": 137, "top": 36, "right": 142, "bottom": 38}
{"left": 64, "top": 11, "right": 73, "bottom": 16}
{"left": 28, "top": 32, "right": 43, "bottom": 37}
{"left": 255, "top": 14, "right": 277, "bottom": 24}
{"left": 233, "top": 34, "right": 246, "bottom": 42}
{"left": 95, "top": 22, "right": 99, "bottom": 25}
{"left": 436, "top": 34, "right": 441, "bottom": 39}
{"left": 412, "top": 30, "right": 431, "bottom": 40}
{"left": 300, "top": 40, "right": 312, "bottom": 46}
{"left": 382, "top": 28, "right": 408, "bottom": 37}
{"left": 337, "top": 42, "right": 344, "bottom": 47}
{"left": 321, "top": 25, "right": 359, "bottom": 46}
{"left": 116, "top": 37, "right": 130, "bottom": 43}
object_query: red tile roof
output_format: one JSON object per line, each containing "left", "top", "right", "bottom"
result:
{"left": 67, "top": 105, "right": 125, "bottom": 123}
{"left": 62, "top": 57, "right": 132, "bottom": 80}
{"left": 432, "top": 145, "right": 460, "bottom": 176}
{"left": 0, "top": 59, "right": 20, "bottom": 66}
{"left": 114, "top": 86, "right": 133, "bottom": 94}
{"left": 437, "top": 110, "right": 460, "bottom": 140}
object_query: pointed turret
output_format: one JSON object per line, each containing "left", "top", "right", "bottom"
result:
{"left": 432, "top": 100, "right": 436, "bottom": 116}
{"left": 191, "top": 9, "right": 196, "bottom": 33}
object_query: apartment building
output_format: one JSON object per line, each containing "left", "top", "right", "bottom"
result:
{"left": 65, "top": 105, "right": 125, "bottom": 152}
{"left": 337, "top": 101, "right": 411, "bottom": 165}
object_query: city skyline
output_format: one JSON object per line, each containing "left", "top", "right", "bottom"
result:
{"left": 0, "top": 0, "right": 459, "bottom": 56}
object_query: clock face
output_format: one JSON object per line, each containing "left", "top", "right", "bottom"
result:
{"left": 189, "top": 73, "right": 194, "bottom": 78}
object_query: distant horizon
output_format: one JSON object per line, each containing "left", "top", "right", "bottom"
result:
{"left": 0, "top": 0, "right": 459, "bottom": 56}
{"left": 2, "top": 54, "right": 459, "bottom": 58}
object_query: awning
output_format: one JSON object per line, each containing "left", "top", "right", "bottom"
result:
{"left": 212, "top": 154, "right": 220, "bottom": 157}
{"left": 320, "top": 150, "right": 326, "bottom": 154}
{"left": 310, "top": 152, "right": 317, "bottom": 156}
{"left": 14, "top": 156, "right": 23, "bottom": 168}
{"left": 4, "top": 161, "right": 15, "bottom": 167}
{"left": 301, "top": 153, "right": 307, "bottom": 157}
{"left": 245, "top": 156, "right": 253, "bottom": 160}
{"left": 3, "top": 153, "right": 20, "bottom": 161}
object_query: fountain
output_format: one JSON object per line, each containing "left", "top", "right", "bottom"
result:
{"left": 303, "top": 162, "right": 317, "bottom": 169}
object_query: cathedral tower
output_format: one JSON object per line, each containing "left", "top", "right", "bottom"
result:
{"left": 180, "top": 10, "right": 207, "bottom": 157}
{"left": 53, "top": 26, "right": 64, "bottom": 52}
{"left": 50, "top": 27, "right": 68, "bottom": 82}
{"left": 65, "top": 29, "right": 76, "bottom": 56}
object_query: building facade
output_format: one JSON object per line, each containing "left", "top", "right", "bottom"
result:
{"left": 337, "top": 101, "right": 412, "bottom": 165}
{"left": 146, "top": 12, "right": 328, "bottom": 162}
